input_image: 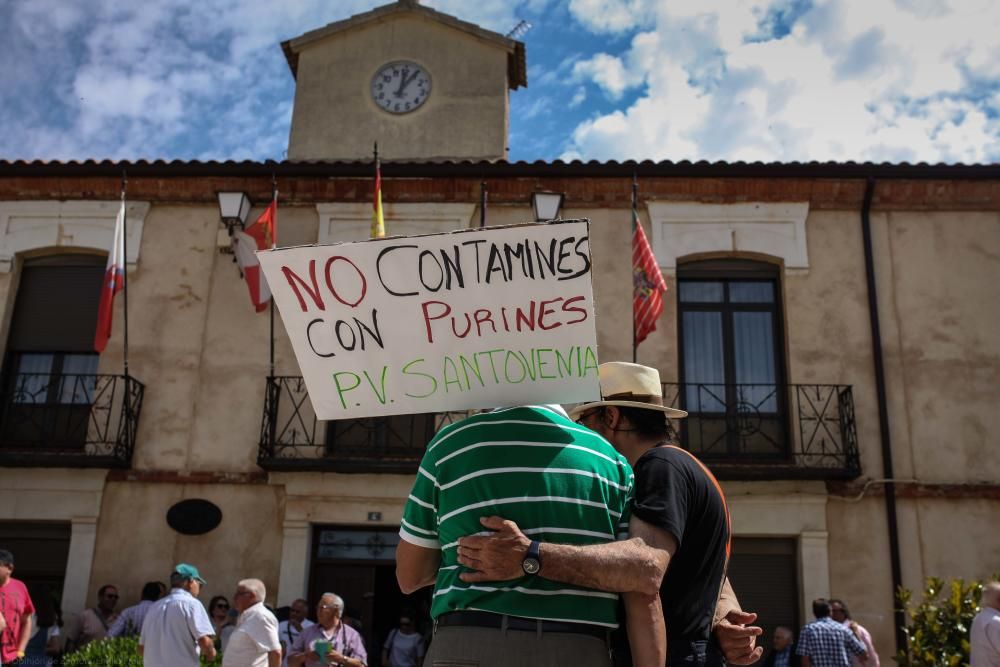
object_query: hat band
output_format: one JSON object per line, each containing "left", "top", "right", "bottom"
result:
{"left": 603, "top": 392, "right": 663, "bottom": 406}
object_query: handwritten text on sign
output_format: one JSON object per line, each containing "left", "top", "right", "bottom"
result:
{"left": 256, "top": 221, "right": 601, "bottom": 420}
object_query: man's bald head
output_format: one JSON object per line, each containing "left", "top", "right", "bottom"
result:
{"left": 983, "top": 581, "right": 1000, "bottom": 610}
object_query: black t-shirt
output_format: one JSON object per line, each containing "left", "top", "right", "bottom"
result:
{"left": 631, "top": 445, "right": 731, "bottom": 642}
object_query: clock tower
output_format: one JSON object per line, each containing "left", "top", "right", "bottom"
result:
{"left": 282, "top": 0, "right": 526, "bottom": 162}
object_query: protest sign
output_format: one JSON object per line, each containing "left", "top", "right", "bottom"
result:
{"left": 256, "top": 220, "right": 601, "bottom": 420}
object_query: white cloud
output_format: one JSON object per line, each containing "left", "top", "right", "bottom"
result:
{"left": 567, "top": 0, "right": 655, "bottom": 34}
{"left": 563, "top": 0, "right": 1000, "bottom": 163}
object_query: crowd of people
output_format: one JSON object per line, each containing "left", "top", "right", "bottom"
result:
{"left": 763, "top": 598, "right": 879, "bottom": 666}
{"left": 2, "top": 362, "right": 999, "bottom": 666}
{"left": 0, "top": 553, "right": 418, "bottom": 667}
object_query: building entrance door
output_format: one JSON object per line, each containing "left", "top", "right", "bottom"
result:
{"left": 309, "top": 526, "right": 431, "bottom": 667}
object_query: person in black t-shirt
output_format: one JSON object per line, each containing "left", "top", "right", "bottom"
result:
{"left": 456, "top": 362, "right": 763, "bottom": 666}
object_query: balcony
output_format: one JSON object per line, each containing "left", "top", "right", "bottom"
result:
{"left": 257, "top": 376, "right": 470, "bottom": 473}
{"left": 0, "top": 373, "right": 145, "bottom": 468}
{"left": 256, "top": 377, "right": 860, "bottom": 480}
{"left": 662, "top": 382, "right": 861, "bottom": 480}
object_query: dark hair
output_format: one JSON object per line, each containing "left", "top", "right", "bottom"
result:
{"left": 141, "top": 581, "right": 162, "bottom": 601}
{"left": 0, "top": 549, "right": 13, "bottom": 567}
{"left": 615, "top": 406, "right": 679, "bottom": 441}
{"left": 208, "top": 595, "right": 230, "bottom": 613}
{"left": 98, "top": 584, "right": 117, "bottom": 597}
{"left": 813, "top": 598, "right": 831, "bottom": 618}
{"left": 829, "top": 598, "right": 851, "bottom": 619}
{"left": 28, "top": 584, "right": 61, "bottom": 628}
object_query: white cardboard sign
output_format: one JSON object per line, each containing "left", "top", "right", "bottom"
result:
{"left": 256, "top": 220, "right": 601, "bottom": 420}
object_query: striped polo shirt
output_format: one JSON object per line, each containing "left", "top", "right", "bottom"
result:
{"left": 399, "top": 404, "right": 634, "bottom": 628}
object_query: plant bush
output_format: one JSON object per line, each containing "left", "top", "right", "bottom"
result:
{"left": 61, "top": 635, "right": 222, "bottom": 666}
{"left": 895, "top": 576, "right": 989, "bottom": 667}
{"left": 62, "top": 636, "right": 141, "bottom": 667}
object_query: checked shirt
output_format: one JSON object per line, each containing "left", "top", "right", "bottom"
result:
{"left": 796, "top": 616, "right": 867, "bottom": 667}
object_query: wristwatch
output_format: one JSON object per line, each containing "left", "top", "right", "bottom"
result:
{"left": 521, "top": 540, "right": 541, "bottom": 575}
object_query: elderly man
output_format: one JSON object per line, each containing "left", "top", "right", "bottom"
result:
{"left": 971, "top": 581, "right": 1000, "bottom": 667}
{"left": 72, "top": 584, "right": 120, "bottom": 648}
{"left": 222, "top": 579, "right": 281, "bottom": 667}
{"left": 139, "top": 563, "right": 216, "bottom": 667}
{"left": 108, "top": 581, "right": 164, "bottom": 638}
{"left": 829, "top": 599, "right": 878, "bottom": 667}
{"left": 764, "top": 627, "right": 800, "bottom": 667}
{"left": 454, "top": 365, "right": 763, "bottom": 666}
{"left": 288, "top": 593, "right": 366, "bottom": 667}
{"left": 279, "top": 599, "right": 314, "bottom": 667}
{"left": 0, "top": 548, "right": 34, "bottom": 666}
{"left": 396, "top": 404, "right": 647, "bottom": 666}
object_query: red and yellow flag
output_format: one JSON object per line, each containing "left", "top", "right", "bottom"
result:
{"left": 632, "top": 208, "right": 667, "bottom": 345}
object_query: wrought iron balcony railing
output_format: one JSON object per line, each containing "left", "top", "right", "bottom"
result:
{"left": 0, "top": 373, "right": 145, "bottom": 468}
{"left": 255, "top": 376, "right": 860, "bottom": 480}
{"left": 662, "top": 382, "right": 861, "bottom": 480}
{"left": 258, "top": 376, "right": 470, "bottom": 473}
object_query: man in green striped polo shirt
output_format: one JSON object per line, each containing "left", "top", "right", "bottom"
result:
{"left": 396, "top": 403, "right": 665, "bottom": 666}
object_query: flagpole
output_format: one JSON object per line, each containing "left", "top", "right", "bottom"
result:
{"left": 121, "top": 170, "right": 130, "bottom": 377}
{"left": 632, "top": 172, "right": 638, "bottom": 364}
{"left": 480, "top": 181, "right": 488, "bottom": 228}
{"left": 269, "top": 174, "right": 277, "bottom": 379}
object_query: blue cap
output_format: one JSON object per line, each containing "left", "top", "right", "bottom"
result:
{"left": 173, "top": 563, "right": 206, "bottom": 584}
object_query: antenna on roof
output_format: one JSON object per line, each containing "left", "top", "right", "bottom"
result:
{"left": 505, "top": 20, "right": 532, "bottom": 40}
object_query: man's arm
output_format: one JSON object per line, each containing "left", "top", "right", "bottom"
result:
{"left": 17, "top": 611, "right": 33, "bottom": 654}
{"left": 198, "top": 634, "right": 217, "bottom": 662}
{"left": 713, "top": 578, "right": 764, "bottom": 665}
{"left": 624, "top": 515, "right": 675, "bottom": 666}
{"left": 267, "top": 648, "right": 281, "bottom": 667}
{"left": 396, "top": 540, "right": 440, "bottom": 593}
{"left": 457, "top": 516, "right": 667, "bottom": 594}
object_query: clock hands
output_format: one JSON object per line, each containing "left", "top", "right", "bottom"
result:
{"left": 394, "top": 69, "right": 421, "bottom": 98}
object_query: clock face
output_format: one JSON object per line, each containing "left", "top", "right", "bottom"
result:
{"left": 371, "top": 61, "right": 431, "bottom": 114}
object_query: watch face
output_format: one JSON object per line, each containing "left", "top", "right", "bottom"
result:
{"left": 522, "top": 558, "right": 540, "bottom": 575}
{"left": 371, "top": 61, "right": 431, "bottom": 114}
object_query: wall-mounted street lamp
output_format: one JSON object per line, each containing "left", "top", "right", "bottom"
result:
{"left": 532, "top": 191, "right": 565, "bottom": 222}
{"left": 217, "top": 192, "right": 252, "bottom": 234}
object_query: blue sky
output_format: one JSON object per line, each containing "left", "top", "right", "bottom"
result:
{"left": 2, "top": 0, "right": 998, "bottom": 164}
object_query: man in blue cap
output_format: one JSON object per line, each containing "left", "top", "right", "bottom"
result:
{"left": 139, "top": 563, "right": 216, "bottom": 666}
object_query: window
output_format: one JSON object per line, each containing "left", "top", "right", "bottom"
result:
{"left": 2, "top": 255, "right": 104, "bottom": 449}
{"left": 677, "top": 259, "right": 788, "bottom": 459}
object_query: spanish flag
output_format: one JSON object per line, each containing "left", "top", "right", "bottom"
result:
{"left": 372, "top": 157, "right": 385, "bottom": 239}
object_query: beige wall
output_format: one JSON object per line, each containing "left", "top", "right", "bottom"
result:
{"left": 874, "top": 211, "right": 1000, "bottom": 481}
{"left": 87, "top": 481, "right": 284, "bottom": 608}
{"left": 288, "top": 15, "right": 510, "bottom": 161}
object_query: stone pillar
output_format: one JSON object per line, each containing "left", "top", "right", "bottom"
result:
{"left": 799, "top": 530, "right": 831, "bottom": 616}
{"left": 62, "top": 517, "right": 98, "bottom": 613}
{"left": 276, "top": 520, "right": 311, "bottom": 606}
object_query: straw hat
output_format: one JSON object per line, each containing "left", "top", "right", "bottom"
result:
{"left": 568, "top": 362, "right": 687, "bottom": 420}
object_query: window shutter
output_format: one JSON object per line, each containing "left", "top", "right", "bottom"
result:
{"left": 8, "top": 255, "right": 106, "bottom": 352}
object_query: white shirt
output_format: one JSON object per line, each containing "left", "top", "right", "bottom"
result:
{"left": 139, "top": 588, "right": 215, "bottom": 667}
{"left": 279, "top": 618, "right": 315, "bottom": 667}
{"left": 222, "top": 602, "right": 281, "bottom": 667}
{"left": 972, "top": 607, "right": 1000, "bottom": 667}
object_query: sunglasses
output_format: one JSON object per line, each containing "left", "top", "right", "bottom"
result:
{"left": 575, "top": 409, "right": 601, "bottom": 425}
